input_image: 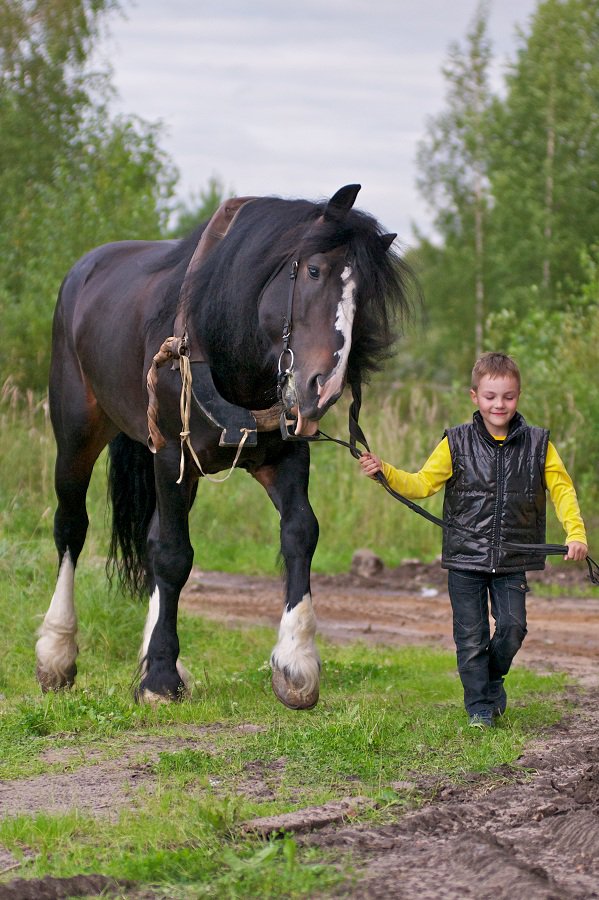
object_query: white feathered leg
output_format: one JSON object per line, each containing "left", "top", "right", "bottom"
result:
{"left": 271, "top": 593, "right": 320, "bottom": 709}
{"left": 36, "top": 551, "right": 78, "bottom": 691}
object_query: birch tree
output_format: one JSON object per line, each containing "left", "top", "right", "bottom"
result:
{"left": 489, "top": 0, "right": 599, "bottom": 303}
{"left": 416, "top": 2, "right": 493, "bottom": 360}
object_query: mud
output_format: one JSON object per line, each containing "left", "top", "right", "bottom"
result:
{"left": 306, "top": 691, "right": 599, "bottom": 899}
{"left": 1, "top": 559, "right": 598, "bottom": 898}
{"left": 179, "top": 559, "right": 599, "bottom": 898}
{"left": 0, "top": 724, "right": 263, "bottom": 821}
{"left": 181, "top": 559, "right": 599, "bottom": 687}
{"left": 0, "top": 874, "right": 136, "bottom": 899}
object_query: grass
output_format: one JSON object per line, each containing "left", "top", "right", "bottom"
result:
{"left": 0, "top": 383, "right": 588, "bottom": 895}
{"left": 0, "top": 539, "right": 570, "bottom": 896}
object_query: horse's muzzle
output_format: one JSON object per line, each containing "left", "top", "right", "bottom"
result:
{"left": 279, "top": 405, "right": 320, "bottom": 439}
{"left": 316, "top": 371, "right": 345, "bottom": 411}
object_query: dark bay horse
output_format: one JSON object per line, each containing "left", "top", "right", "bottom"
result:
{"left": 36, "top": 184, "right": 410, "bottom": 708}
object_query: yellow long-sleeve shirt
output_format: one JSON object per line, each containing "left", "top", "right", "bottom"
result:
{"left": 381, "top": 436, "right": 587, "bottom": 545}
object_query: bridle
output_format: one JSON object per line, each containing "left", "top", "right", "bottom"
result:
{"left": 270, "top": 251, "right": 362, "bottom": 443}
{"left": 276, "top": 258, "right": 299, "bottom": 402}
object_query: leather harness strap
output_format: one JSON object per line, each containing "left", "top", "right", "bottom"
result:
{"left": 146, "top": 196, "right": 286, "bottom": 459}
{"left": 172, "top": 196, "right": 258, "bottom": 362}
{"left": 146, "top": 197, "right": 258, "bottom": 452}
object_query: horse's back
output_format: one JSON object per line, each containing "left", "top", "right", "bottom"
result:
{"left": 59, "top": 239, "right": 177, "bottom": 314}
{"left": 51, "top": 238, "right": 181, "bottom": 440}
{"left": 56, "top": 238, "right": 177, "bottom": 349}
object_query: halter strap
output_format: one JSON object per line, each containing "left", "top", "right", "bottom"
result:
{"left": 277, "top": 259, "right": 299, "bottom": 398}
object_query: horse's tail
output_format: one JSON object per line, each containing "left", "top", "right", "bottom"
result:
{"left": 106, "top": 433, "right": 156, "bottom": 598}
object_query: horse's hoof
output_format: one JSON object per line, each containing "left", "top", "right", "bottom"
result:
{"left": 135, "top": 688, "right": 173, "bottom": 705}
{"left": 36, "top": 664, "right": 76, "bottom": 693}
{"left": 271, "top": 667, "right": 319, "bottom": 710}
{"left": 135, "top": 678, "right": 187, "bottom": 705}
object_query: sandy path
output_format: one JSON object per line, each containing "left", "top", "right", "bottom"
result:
{"left": 179, "top": 563, "right": 599, "bottom": 898}
{"left": 1, "top": 562, "right": 598, "bottom": 898}
{"left": 181, "top": 565, "right": 599, "bottom": 687}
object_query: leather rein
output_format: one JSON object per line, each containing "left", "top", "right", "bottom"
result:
{"left": 302, "top": 397, "right": 599, "bottom": 586}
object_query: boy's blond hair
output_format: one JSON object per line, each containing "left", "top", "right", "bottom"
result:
{"left": 471, "top": 352, "right": 521, "bottom": 391}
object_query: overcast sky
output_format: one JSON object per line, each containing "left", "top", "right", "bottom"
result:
{"left": 99, "top": 0, "right": 539, "bottom": 244}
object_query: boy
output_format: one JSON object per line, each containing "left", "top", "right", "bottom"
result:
{"left": 359, "top": 352, "right": 587, "bottom": 728}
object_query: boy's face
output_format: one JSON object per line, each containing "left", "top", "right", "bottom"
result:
{"left": 470, "top": 374, "right": 520, "bottom": 437}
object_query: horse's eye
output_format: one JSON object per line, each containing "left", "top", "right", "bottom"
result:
{"left": 307, "top": 265, "right": 320, "bottom": 280}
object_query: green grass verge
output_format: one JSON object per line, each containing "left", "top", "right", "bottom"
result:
{"left": 0, "top": 539, "right": 569, "bottom": 897}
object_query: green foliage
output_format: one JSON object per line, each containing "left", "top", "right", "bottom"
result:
{"left": 168, "top": 174, "right": 232, "bottom": 238}
{"left": 0, "top": 113, "right": 176, "bottom": 387}
{"left": 416, "top": 2, "right": 492, "bottom": 230}
{"left": 0, "top": 0, "right": 116, "bottom": 189}
{"left": 487, "top": 248, "right": 599, "bottom": 503}
{"left": 410, "top": 0, "right": 599, "bottom": 384}
{"left": 414, "top": 3, "right": 493, "bottom": 365}
{"left": 0, "top": 1, "right": 177, "bottom": 389}
{"left": 488, "top": 0, "right": 599, "bottom": 303}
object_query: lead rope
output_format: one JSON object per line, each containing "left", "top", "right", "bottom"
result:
{"left": 177, "top": 354, "right": 250, "bottom": 484}
{"left": 314, "top": 390, "right": 599, "bottom": 586}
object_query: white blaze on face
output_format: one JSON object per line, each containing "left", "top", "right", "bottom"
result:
{"left": 317, "top": 265, "right": 357, "bottom": 408}
{"left": 36, "top": 550, "right": 78, "bottom": 681}
{"left": 270, "top": 593, "right": 320, "bottom": 695}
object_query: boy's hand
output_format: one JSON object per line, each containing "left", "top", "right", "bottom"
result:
{"left": 359, "top": 452, "right": 383, "bottom": 479}
{"left": 565, "top": 541, "right": 588, "bottom": 561}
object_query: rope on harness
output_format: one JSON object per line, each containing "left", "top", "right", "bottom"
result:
{"left": 177, "top": 354, "right": 251, "bottom": 483}
{"left": 146, "top": 335, "right": 183, "bottom": 452}
{"left": 315, "top": 416, "right": 599, "bottom": 586}
{"left": 146, "top": 339, "right": 251, "bottom": 482}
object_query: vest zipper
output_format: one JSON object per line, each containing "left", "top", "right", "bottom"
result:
{"left": 491, "top": 444, "right": 504, "bottom": 570}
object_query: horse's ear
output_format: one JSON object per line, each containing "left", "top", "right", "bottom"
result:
{"left": 380, "top": 233, "right": 397, "bottom": 251}
{"left": 324, "top": 184, "right": 361, "bottom": 221}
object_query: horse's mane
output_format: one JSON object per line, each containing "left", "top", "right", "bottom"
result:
{"left": 149, "top": 195, "right": 413, "bottom": 391}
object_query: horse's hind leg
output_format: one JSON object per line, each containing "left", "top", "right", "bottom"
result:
{"left": 36, "top": 365, "right": 115, "bottom": 691}
{"left": 137, "top": 444, "right": 196, "bottom": 703}
{"left": 252, "top": 442, "right": 321, "bottom": 710}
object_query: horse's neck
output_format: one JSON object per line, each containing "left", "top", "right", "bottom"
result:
{"left": 209, "top": 348, "right": 276, "bottom": 410}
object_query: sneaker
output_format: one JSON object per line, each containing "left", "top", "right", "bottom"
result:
{"left": 468, "top": 711, "right": 494, "bottom": 729}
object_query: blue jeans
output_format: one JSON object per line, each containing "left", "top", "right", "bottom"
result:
{"left": 447, "top": 570, "right": 529, "bottom": 716}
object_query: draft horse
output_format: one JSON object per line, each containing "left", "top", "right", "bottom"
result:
{"left": 36, "top": 184, "right": 410, "bottom": 708}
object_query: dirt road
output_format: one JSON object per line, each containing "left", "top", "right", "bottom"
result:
{"left": 2, "top": 561, "right": 598, "bottom": 899}
{"left": 181, "top": 559, "right": 599, "bottom": 899}
{"left": 181, "top": 559, "right": 599, "bottom": 687}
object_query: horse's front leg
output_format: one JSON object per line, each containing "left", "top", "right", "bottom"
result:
{"left": 138, "top": 445, "right": 196, "bottom": 703}
{"left": 253, "top": 442, "right": 320, "bottom": 710}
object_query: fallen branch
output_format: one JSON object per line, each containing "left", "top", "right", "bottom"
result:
{"left": 240, "top": 796, "right": 375, "bottom": 837}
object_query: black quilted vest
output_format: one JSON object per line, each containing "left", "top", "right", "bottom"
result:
{"left": 442, "top": 411, "right": 549, "bottom": 573}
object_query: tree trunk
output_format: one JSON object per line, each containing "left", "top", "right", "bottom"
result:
{"left": 542, "top": 83, "right": 556, "bottom": 293}
{"left": 474, "top": 157, "right": 484, "bottom": 358}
